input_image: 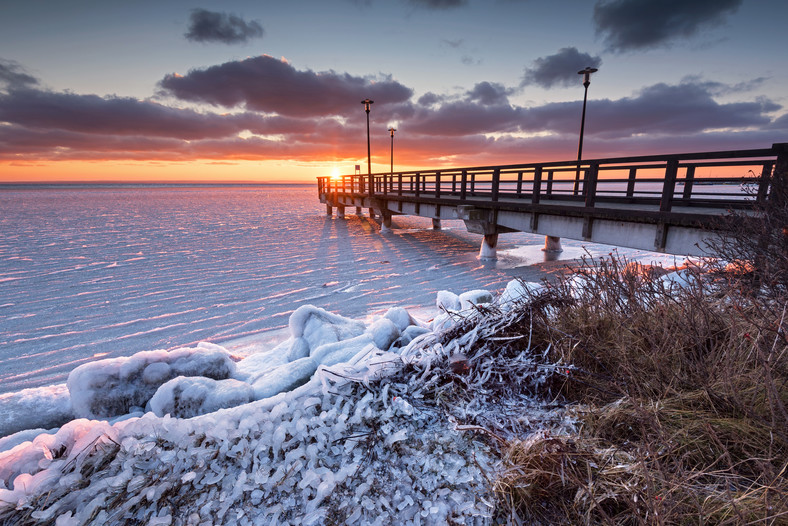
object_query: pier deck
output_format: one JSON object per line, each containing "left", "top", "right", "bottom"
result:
{"left": 317, "top": 143, "right": 787, "bottom": 258}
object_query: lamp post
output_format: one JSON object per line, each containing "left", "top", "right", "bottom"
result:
{"left": 574, "top": 66, "right": 598, "bottom": 195}
{"left": 388, "top": 127, "right": 396, "bottom": 177}
{"left": 361, "top": 99, "right": 374, "bottom": 196}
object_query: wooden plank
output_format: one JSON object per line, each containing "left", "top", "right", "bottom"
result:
{"left": 682, "top": 165, "right": 695, "bottom": 200}
{"left": 660, "top": 160, "right": 679, "bottom": 213}
{"left": 532, "top": 167, "right": 542, "bottom": 205}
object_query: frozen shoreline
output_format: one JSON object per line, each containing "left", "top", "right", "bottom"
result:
{"left": 0, "top": 263, "right": 700, "bottom": 525}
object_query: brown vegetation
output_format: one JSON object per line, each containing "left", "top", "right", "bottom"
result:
{"left": 491, "top": 172, "right": 788, "bottom": 524}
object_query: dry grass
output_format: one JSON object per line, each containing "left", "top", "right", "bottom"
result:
{"left": 490, "top": 252, "right": 788, "bottom": 525}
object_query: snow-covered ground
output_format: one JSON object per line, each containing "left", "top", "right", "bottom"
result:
{"left": 0, "top": 184, "right": 690, "bottom": 524}
{"left": 0, "top": 185, "right": 682, "bottom": 394}
{"left": 0, "top": 283, "right": 551, "bottom": 524}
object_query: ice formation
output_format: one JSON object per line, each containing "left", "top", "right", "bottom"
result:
{"left": 148, "top": 377, "right": 254, "bottom": 418}
{"left": 458, "top": 289, "right": 493, "bottom": 310}
{"left": 0, "top": 278, "right": 569, "bottom": 524}
{"left": 67, "top": 343, "right": 236, "bottom": 419}
{"left": 0, "top": 385, "right": 73, "bottom": 438}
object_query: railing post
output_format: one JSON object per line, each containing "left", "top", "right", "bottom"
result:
{"left": 532, "top": 166, "right": 542, "bottom": 204}
{"left": 383, "top": 173, "right": 388, "bottom": 196}
{"left": 415, "top": 172, "right": 421, "bottom": 198}
{"left": 771, "top": 143, "right": 788, "bottom": 207}
{"left": 398, "top": 173, "right": 403, "bottom": 197}
{"left": 660, "top": 159, "right": 679, "bottom": 212}
{"left": 460, "top": 170, "right": 468, "bottom": 201}
{"left": 581, "top": 169, "right": 590, "bottom": 198}
{"left": 491, "top": 168, "right": 500, "bottom": 202}
{"left": 584, "top": 164, "right": 599, "bottom": 207}
{"left": 435, "top": 171, "right": 441, "bottom": 198}
{"left": 470, "top": 172, "right": 476, "bottom": 195}
{"left": 452, "top": 174, "right": 457, "bottom": 194}
{"left": 626, "top": 167, "right": 637, "bottom": 198}
{"left": 682, "top": 165, "right": 695, "bottom": 200}
{"left": 516, "top": 171, "right": 523, "bottom": 196}
{"left": 546, "top": 170, "right": 553, "bottom": 196}
{"left": 369, "top": 174, "right": 374, "bottom": 197}
{"left": 757, "top": 162, "right": 772, "bottom": 204}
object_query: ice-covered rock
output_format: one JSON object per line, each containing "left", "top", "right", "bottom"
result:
{"left": 0, "top": 418, "right": 118, "bottom": 502}
{"left": 459, "top": 289, "right": 493, "bottom": 310}
{"left": 0, "top": 429, "right": 52, "bottom": 455}
{"left": 234, "top": 349, "right": 290, "bottom": 384}
{"left": 0, "top": 384, "right": 73, "bottom": 438}
{"left": 436, "top": 290, "right": 461, "bottom": 311}
{"left": 251, "top": 357, "right": 319, "bottom": 400}
{"left": 311, "top": 335, "right": 376, "bottom": 367}
{"left": 67, "top": 343, "right": 236, "bottom": 419}
{"left": 392, "top": 325, "right": 430, "bottom": 349}
{"left": 431, "top": 311, "right": 459, "bottom": 333}
{"left": 499, "top": 279, "right": 542, "bottom": 308}
{"left": 367, "top": 318, "right": 400, "bottom": 350}
{"left": 289, "top": 305, "right": 366, "bottom": 353}
{"left": 284, "top": 337, "right": 311, "bottom": 361}
{"left": 148, "top": 377, "right": 254, "bottom": 418}
{"left": 383, "top": 307, "right": 417, "bottom": 331}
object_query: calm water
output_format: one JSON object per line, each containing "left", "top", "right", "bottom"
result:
{"left": 3, "top": 184, "right": 615, "bottom": 393}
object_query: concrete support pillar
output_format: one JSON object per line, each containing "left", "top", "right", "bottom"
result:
{"left": 479, "top": 233, "right": 498, "bottom": 260}
{"left": 337, "top": 205, "right": 345, "bottom": 219}
{"left": 543, "top": 235, "right": 563, "bottom": 252}
{"left": 432, "top": 218, "right": 442, "bottom": 230}
{"left": 368, "top": 208, "right": 376, "bottom": 219}
{"left": 356, "top": 206, "right": 362, "bottom": 215}
{"left": 381, "top": 213, "right": 393, "bottom": 233}
{"left": 326, "top": 204, "right": 332, "bottom": 216}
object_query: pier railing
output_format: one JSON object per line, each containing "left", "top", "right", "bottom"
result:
{"left": 318, "top": 144, "right": 785, "bottom": 213}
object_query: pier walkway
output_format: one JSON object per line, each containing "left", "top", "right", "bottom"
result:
{"left": 317, "top": 143, "right": 787, "bottom": 258}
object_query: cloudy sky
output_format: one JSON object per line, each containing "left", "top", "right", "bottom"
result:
{"left": 1, "top": 0, "right": 786, "bottom": 182}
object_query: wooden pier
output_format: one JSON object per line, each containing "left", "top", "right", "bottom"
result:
{"left": 317, "top": 143, "right": 787, "bottom": 258}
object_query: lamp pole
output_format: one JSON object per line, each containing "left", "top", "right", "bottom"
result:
{"left": 361, "top": 99, "right": 374, "bottom": 196}
{"left": 388, "top": 127, "right": 396, "bottom": 177}
{"left": 574, "top": 66, "right": 598, "bottom": 195}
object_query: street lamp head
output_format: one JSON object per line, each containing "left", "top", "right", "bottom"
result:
{"left": 578, "top": 67, "right": 598, "bottom": 88}
{"left": 361, "top": 99, "right": 374, "bottom": 112}
{"left": 388, "top": 127, "right": 396, "bottom": 137}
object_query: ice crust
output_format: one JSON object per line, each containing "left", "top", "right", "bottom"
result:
{"left": 0, "top": 385, "right": 73, "bottom": 438}
{"left": 0, "top": 292, "right": 502, "bottom": 524}
{"left": 66, "top": 343, "right": 236, "bottom": 419}
{"left": 148, "top": 377, "right": 254, "bottom": 418}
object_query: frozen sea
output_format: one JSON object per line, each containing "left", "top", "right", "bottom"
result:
{"left": 0, "top": 184, "right": 676, "bottom": 394}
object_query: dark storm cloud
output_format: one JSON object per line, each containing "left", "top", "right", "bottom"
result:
{"left": 521, "top": 48, "right": 602, "bottom": 89}
{"left": 410, "top": 100, "right": 523, "bottom": 136}
{"left": 417, "top": 92, "right": 445, "bottom": 106}
{"left": 466, "top": 82, "right": 511, "bottom": 106}
{"left": 523, "top": 81, "right": 779, "bottom": 137}
{"left": 185, "top": 9, "right": 263, "bottom": 44}
{"left": 158, "top": 55, "right": 413, "bottom": 117}
{"left": 1, "top": 59, "right": 781, "bottom": 166}
{"left": 0, "top": 88, "right": 270, "bottom": 140}
{"left": 0, "top": 59, "right": 38, "bottom": 89}
{"left": 594, "top": 0, "right": 743, "bottom": 52}
{"left": 406, "top": 0, "right": 467, "bottom": 9}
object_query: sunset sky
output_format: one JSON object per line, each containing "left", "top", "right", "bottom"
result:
{"left": 1, "top": 0, "right": 786, "bottom": 183}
